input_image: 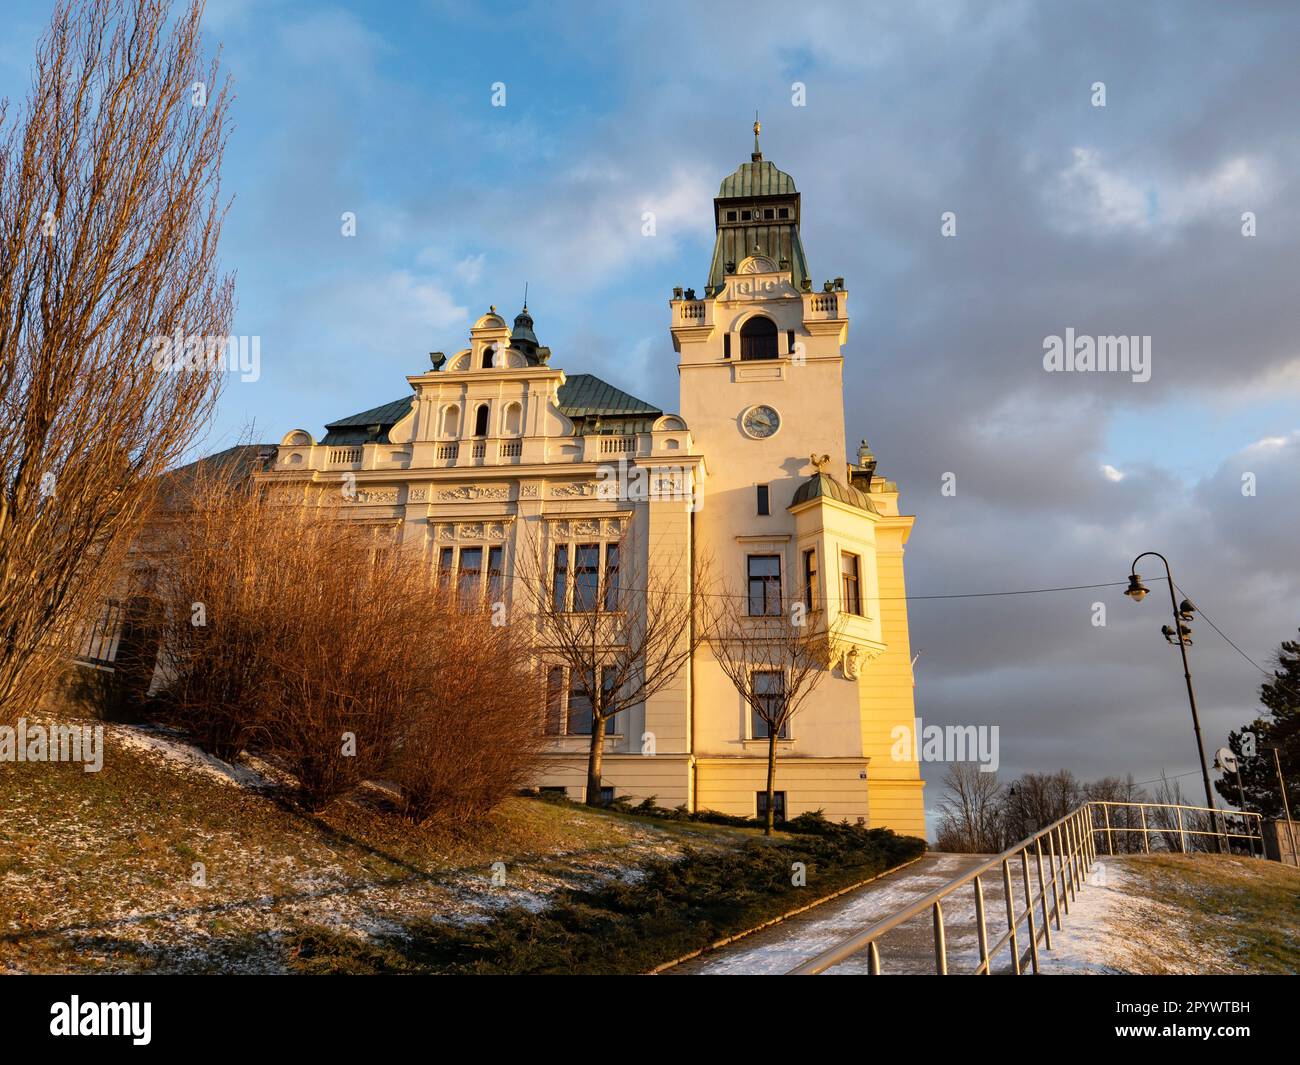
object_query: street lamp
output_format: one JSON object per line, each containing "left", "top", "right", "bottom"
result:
{"left": 1125, "top": 552, "right": 1220, "bottom": 851}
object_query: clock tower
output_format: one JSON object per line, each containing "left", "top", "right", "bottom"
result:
{"left": 668, "top": 124, "right": 926, "bottom": 835}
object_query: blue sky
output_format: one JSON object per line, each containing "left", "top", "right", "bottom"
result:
{"left": 4, "top": 0, "right": 1298, "bottom": 814}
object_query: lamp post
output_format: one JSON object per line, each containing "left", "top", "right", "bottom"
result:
{"left": 1124, "top": 552, "right": 1220, "bottom": 852}
{"left": 1261, "top": 745, "right": 1297, "bottom": 866}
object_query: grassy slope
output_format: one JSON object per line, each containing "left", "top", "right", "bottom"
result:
{"left": 0, "top": 723, "right": 921, "bottom": 974}
{"left": 1111, "top": 854, "right": 1300, "bottom": 975}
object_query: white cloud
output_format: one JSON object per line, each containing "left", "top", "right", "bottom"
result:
{"left": 454, "top": 254, "right": 486, "bottom": 286}
{"left": 1101, "top": 464, "right": 1125, "bottom": 482}
{"left": 1047, "top": 147, "right": 1268, "bottom": 235}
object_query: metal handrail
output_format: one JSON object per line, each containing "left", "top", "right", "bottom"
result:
{"left": 789, "top": 800, "right": 1264, "bottom": 976}
{"left": 1087, "top": 800, "right": 1263, "bottom": 857}
{"left": 790, "top": 805, "right": 1095, "bottom": 975}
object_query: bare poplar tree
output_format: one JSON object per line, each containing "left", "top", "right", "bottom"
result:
{"left": 0, "top": 0, "right": 232, "bottom": 723}
{"left": 706, "top": 594, "right": 836, "bottom": 835}
{"left": 517, "top": 523, "right": 709, "bottom": 806}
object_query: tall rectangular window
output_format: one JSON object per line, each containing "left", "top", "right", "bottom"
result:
{"left": 603, "top": 543, "right": 620, "bottom": 611}
{"left": 544, "top": 667, "right": 565, "bottom": 736}
{"left": 457, "top": 547, "right": 482, "bottom": 605}
{"left": 756, "top": 484, "right": 770, "bottom": 516}
{"left": 573, "top": 544, "right": 600, "bottom": 612}
{"left": 438, "top": 546, "right": 454, "bottom": 588}
{"left": 552, "top": 545, "right": 568, "bottom": 610}
{"left": 723, "top": 333, "right": 732, "bottom": 359}
{"left": 567, "top": 668, "right": 594, "bottom": 735}
{"left": 486, "top": 545, "right": 504, "bottom": 605}
{"left": 841, "top": 552, "right": 862, "bottom": 616}
{"left": 786, "top": 329, "right": 796, "bottom": 355}
{"left": 751, "top": 671, "right": 789, "bottom": 739}
{"left": 803, "top": 548, "right": 818, "bottom": 611}
{"left": 747, "top": 555, "right": 782, "bottom": 616}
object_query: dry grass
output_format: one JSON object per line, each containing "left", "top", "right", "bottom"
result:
{"left": 0, "top": 715, "right": 761, "bottom": 974}
{"left": 1109, "top": 853, "right": 1300, "bottom": 974}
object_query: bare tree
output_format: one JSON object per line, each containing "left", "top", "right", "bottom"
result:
{"left": 517, "top": 522, "right": 708, "bottom": 807}
{"left": 706, "top": 591, "right": 836, "bottom": 835}
{"left": 1083, "top": 775, "right": 1145, "bottom": 853}
{"left": 935, "top": 763, "right": 1004, "bottom": 853}
{"left": 0, "top": 0, "right": 232, "bottom": 724}
{"left": 1001, "top": 770, "right": 1082, "bottom": 842}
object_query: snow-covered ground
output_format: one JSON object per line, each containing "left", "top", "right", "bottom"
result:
{"left": 109, "top": 723, "right": 275, "bottom": 789}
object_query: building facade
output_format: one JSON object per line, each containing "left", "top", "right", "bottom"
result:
{"left": 258, "top": 131, "right": 926, "bottom": 836}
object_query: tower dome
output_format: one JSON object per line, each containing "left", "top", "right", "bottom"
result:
{"left": 707, "top": 122, "right": 809, "bottom": 294}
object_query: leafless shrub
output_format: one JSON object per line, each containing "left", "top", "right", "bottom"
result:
{"left": 0, "top": 0, "right": 232, "bottom": 725}
{"left": 151, "top": 461, "right": 542, "bottom": 816}
{"left": 385, "top": 600, "right": 546, "bottom": 825}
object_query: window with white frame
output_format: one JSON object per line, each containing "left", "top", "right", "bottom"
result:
{"left": 550, "top": 537, "right": 622, "bottom": 613}
{"left": 841, "top": 551, "right": 862, "bottom": 616}
{"left": 542, "top": 665, "right": 618, "bottom": 737}
{"left": 750, "top": 670, "right": 789, "bottom": 739}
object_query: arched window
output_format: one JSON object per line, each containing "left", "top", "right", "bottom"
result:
{"left": 740, "top": 316, "right": 778, "bottom": 361}
{"left": 473, "top": 403, "right": 490, "bottom": 437}
{"left": 502, "top": 402, "right": 522, "bottom": 436}
{"left": 441, "top": 404, "right": 461, "bottom": 437}
{"left": 482, "top": 346, "right": 495, "bottom": 369}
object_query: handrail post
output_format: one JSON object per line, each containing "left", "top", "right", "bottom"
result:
{"left": 1064, "top": 817, "right": 1078, "bottom": 900}
{"left": 1035, "top": 837, "right": 1052, "bottom": 951}
{"left": 868, "top": 941, "right": 881, "bottom": 975}
{"left": 933, "top": 901, "right": 948, "bottom": 975}
{"left": 1021, "top": 849, "right": 1040, "bottom": 973}
{"left": 1140, "top": 804, "right": 1150, "bottom": 854}
{"left": 1104, "top": 803, "right": 1113, "bottom": 855}
{"left": 1049, "top": 826, "right": 1065, "bottom": 924}
{"left": 973, "top": 875, "right": 990, "bottom": 975}
{"left": 1177, "top": 805, "right": 1187, "bottom": 853}
{"left": 1002, "top": 858, "right": 1020, "bottom": 975}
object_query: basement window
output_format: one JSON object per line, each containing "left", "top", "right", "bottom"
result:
{"left": 757, "top": 791, "right": 787, "bottom": 824}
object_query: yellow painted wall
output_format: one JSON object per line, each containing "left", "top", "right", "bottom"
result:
{"left": 694, "top": 757, "right": 870, "bottom": 822}
{"left": 857, "top": 515, "right": 927, "bottom": 838}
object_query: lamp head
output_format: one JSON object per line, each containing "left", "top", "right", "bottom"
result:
{"left": 1124, "top": 573, "right": 1150, "bottom": 602}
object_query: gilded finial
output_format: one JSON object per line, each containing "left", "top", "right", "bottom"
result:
{"left": 752, "top": 110, "right": 762, "bottom": 161}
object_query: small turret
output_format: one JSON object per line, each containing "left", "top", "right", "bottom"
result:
{"left": 510, "top": 302, "right": 540, "bottom": 359}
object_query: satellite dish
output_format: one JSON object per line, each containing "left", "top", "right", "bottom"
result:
{"left": 1215, "top": 747, "right": 1238, "bottom": 774}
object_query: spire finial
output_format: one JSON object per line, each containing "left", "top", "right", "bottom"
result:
{"left": 752, "top": 110, "right": 762, "bottom": 161}
{"left": 523, "top": 281, "right": 528, "bottom": 311}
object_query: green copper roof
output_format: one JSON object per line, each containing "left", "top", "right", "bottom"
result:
{"left": 718, "top": 159, "right": 798, "bottom": 198}
{"left": 789, "top": 472, "right": 878, "bottom": 514}
{"left": 318, "top": 374, "right": 660, "bottom": 445}
{"left": 556, "top": 373, "right": 661, "bottom": 418}
{"left": 321, "top": 397, "right": 416, "bottom": 445}
{"left": 707, "top": 145, "right": 810, "bottom": 293}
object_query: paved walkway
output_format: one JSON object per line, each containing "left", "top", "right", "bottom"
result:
{"left": 667, "top": 851, "right": 1071, "bottom": 975}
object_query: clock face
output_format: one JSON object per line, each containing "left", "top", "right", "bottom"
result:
{"left": 741, "top": 404, "right": 781, "bottom": 439}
